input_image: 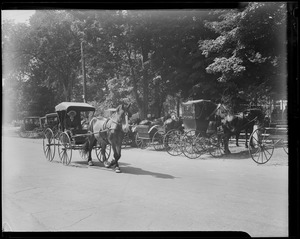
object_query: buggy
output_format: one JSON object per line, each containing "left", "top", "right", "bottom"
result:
{"left": 248, "top": 117, "right": 288, "bottom": 164}
{"left": 43, "top": 102, "right": 111, "bottom": 165}
{"left": 165, "top": 100, "right": 224, "bottom": 158}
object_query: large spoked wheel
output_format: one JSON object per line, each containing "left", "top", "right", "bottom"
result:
{"left": 164, "top": 129, "right": 183, "bottom": 156}
{"left": 95, "top": 144, "right": 112, "bottom": 163}
{"left": 152, "top": 131, "right": 165, "bottom": 151}
{"left": 43, "top": 128, "right": 55, "bottom": 162}
{"left": 249, "top": 127, "right": 274, "bottom": 164}
{"left": 135, "top": 133, "right": 143, "bottom": 148}
{"left": 182, "top": 130, "right": 204, "bottom": 159}
{"left": 206, "top": 133, "right": 224, "bottom": 158}
{"left": 58, "top": 132, "right": 73, "bottom": 165}
{"left": 135, "top": 133, "right": 149, "bottom": 149}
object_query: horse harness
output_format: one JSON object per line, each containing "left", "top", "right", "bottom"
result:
{"left": 98, "top": 112, "right": 129, "bottom": 133}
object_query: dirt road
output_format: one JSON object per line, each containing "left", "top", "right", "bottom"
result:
{"left": 2, "top": 126, "right": 288, "bottom": 236}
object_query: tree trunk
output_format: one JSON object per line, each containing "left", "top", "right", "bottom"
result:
{"left": 141, "top": 42, "right": 150, "bottom": 119}
{"left": 127, "top": 52, "right": 143, "bottom": 117}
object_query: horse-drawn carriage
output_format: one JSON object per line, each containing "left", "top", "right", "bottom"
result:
{"left": 133, "top": 123, "right": 161, "bottom": 149}
{"left": 43, "top": 102, "right": 111, "bottom": 165}
{"left": 248, "top": 117, "right": 288, "bottom": 164}
{"left": 132, "top": 114, "right": 183, "bottom": 150}
{"left": 18, "top": 116, "right": 44, "bottom": 138}
{"left": 164, "top": 99, "right": 224, "bottom": 158}
{"left": 43, "top": 113, "right": 59, "bottom": 132}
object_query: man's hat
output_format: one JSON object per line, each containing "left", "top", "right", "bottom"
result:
{"left": 67, "top": 110, "right": 77, "bottom": 117}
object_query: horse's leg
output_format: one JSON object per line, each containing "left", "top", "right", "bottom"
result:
{"left": 248, "top": 125, "right": 254, "bottom": 148}
{"left": 245, "top": 128, "right": 248, "bottom": 148}
{"left": 236, "top": 131, "right": 240, "bottom": 147}
{"left": 87, "top": 136, "right": 96, "bottom": 166}
{"left": 223, "top": 131, "right": 231, "bottom": 154}
{"left": 101, "top": 142, "right": 110, "bottom": 168}
{"left": 114, "top": 143, "right": 122, "bottom": 173}
{"left": 110, "top": 143, "right": 122, "bottom": 173}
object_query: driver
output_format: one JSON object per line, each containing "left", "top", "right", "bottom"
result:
{"left": 66, "top": 110, "right": 80, "bottom": 130}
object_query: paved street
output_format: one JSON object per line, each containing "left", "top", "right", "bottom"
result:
{"left": 2, "top": 126, "right": 288, "bottom": 236}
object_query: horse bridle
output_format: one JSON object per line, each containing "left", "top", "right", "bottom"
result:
{"left": 104, "top": 112, "right": 129, "bottom": 133}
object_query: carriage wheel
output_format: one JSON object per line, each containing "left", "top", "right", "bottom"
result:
{"left": 248, "top": 127, "right": 274, "bottom": 164}
{"left": 152, "top": 131, "right": 165, "bottom": 151}
{"left": 135, "top": 133, "right": 143, "bottom": 148}
{"left": 95, "top": 144, "right": 112, "bottom": 163}
{"left": 58, "top": 132, "right": 73, "bottom": 165}
{"left": 182, "top": 130, "right": 204, "bottom": 159}
{"left": 206, "top": 133, "right": 224, "bottom": 158}
{"left": 135, "top": 133, "right": 149, "bottom": 149}
{"left": 43, "top": 128, "right": 55, "bottom": 162}
{"left": 164, "top": 129, "right": 183, "bottom": 156}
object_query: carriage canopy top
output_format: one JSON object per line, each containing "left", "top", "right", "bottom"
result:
{"left": 182, "top": 99, "right": 212, "bottom": 105}
{"left": 45, "top": 113, "right": 58, "bottom": 118}
{"left": 24, "top": 116, "right": 40, "bottom": 119}
{"left": 55, "top": 102, "right": 95, "bottom": 112}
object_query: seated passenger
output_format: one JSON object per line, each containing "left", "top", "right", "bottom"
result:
{"left": 65, "top": 110, "right": 80, "bottom": 131}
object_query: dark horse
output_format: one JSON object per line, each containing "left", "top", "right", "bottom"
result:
{"left": 221, "top": 108, "right": 265, "bottom": 154}
{"left": 82, "top": 104, "right": 131, "bottom": 173}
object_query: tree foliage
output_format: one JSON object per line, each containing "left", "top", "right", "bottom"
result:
{"left": 2, "top": 5, "right": 288, "bottom": 122}
{"left": 198, "top": 3, "right": 287, "bottom": 110}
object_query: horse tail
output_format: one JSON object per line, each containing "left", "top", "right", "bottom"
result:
{"left": 82, "top": 138, "right": 90, "bottom": 155}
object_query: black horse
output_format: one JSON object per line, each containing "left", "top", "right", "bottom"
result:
{"left": 221, "top": 108, "right": 265, "bottom": 154}
{"left": 82, "top": 103, "right": 131, "bottom": 173}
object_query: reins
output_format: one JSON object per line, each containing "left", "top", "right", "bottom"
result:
{"left": 235, "top": 116, "right": 258, "bottom": 132}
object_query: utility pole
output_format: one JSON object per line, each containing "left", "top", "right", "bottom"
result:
{"left": 81, "top": 41, "right": 87, "bottom": 103}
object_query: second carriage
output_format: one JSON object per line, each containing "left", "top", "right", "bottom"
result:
{"left": 43, "top": 102, "right": 111, "bottom": 165}
{"left": 165, "top": 99, "right": 224, "bottom": 159}
{"left": 248, "top": 118, "right": 288, "bottom": 164}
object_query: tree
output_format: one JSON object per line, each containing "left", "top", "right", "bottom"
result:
{"left": 198, "top": 3, "right": 287, "bottom": 110}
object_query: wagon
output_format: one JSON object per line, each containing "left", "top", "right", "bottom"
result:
{"left": 42, "top": 102, "right": 111, "bottom": 165}
{"left": 165, "top": 99, "right": 224, "bottom": 159}
{"left": 248, "top": 119, "right": 288, "bottom": 164}
{"left": 133, "top": 124, "right": 160, "bottom": 149}
{"left": 42, "top": 113, "right": 59, "bottom": 135}
{"left": 18, "top": 116, "right": 44, "bottom": 138}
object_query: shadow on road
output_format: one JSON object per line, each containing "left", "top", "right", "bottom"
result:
{"left": 121, "top": 165, "right": 176, "bottom": 179}
{"left": 219, "top": 149, "right": 251, "bottom": 160}
{"left": 72, "top": 160, "right": 176, "bottom": 179}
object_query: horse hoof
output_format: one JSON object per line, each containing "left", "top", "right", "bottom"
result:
{"left": 115, "top": 167, "right": 121, "bottom": 173}
{"left": 88, "top": 161, "right": 93, "bottom": 166}
{"left": 110, "top": 160, "right": 116, "bottom": 167}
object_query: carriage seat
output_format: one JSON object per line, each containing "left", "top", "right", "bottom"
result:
{"left": 65, "top": 128, "right": 89, "bottom": 145}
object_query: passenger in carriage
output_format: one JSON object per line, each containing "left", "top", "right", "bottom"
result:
{"left": 65, "top": 110, "right": 80, "bottom": 131}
